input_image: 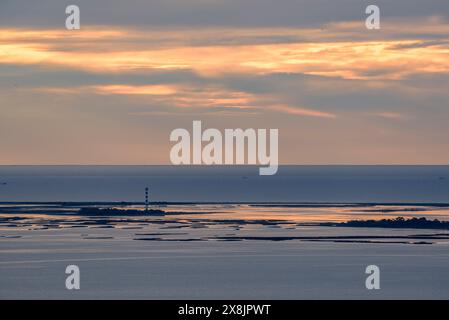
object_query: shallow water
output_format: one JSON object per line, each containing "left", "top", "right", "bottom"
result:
{"left": 1, "top": 165, "right": 449, "bottom": 299}
{"left": 1, "top": 213, "right": 449, "bottom": 299}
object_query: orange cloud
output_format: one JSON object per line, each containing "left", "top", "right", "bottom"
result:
{"left": 93, "top": 85, "right": 177, "bottom": 95}
{"left": 1, "top": 19, "right": 448, "bottom": 80}
{"left": 269, "top": 105, "right": 336, "bottom": 118}
{"left": 29, "top": 84, "right": 335, "bottom": 118}
{"left": 372, "top": 112, "right": 407, "bottom": 120}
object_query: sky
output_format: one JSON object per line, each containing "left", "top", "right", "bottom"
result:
{"left": 0, "top": 0, "right": 449, "bottom": 165}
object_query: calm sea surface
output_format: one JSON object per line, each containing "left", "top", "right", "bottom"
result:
{"left": 0, "top": 165, "right": 449, "bottom": 203}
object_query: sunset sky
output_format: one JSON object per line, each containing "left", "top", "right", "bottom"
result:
{"left": 1, "top": 0, "right": 449, "bottom": 164}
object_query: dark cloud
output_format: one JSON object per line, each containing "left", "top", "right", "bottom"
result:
{"left": 0, "top": 0, "right": 448, "bottom": 28}
{"left": 0, "top": 64, "right": 204, "bottom": 87}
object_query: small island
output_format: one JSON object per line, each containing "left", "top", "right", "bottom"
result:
{"left": 78, "top": 207, "right": 166, "bottom": 216}
{"left": 326, "top": 217, "right": 449, "bottom": 230}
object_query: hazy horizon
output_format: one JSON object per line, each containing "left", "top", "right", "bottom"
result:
{"left": 1, "top": 165, "right": 448, "bottom": 202}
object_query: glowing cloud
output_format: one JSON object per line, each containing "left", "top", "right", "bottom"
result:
{"left": 1, "top": 19, "right": 448, "bottom": 80}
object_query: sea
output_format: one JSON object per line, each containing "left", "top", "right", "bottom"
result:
{"left": 0, "top": 165, "right": 448, "bottom": 203}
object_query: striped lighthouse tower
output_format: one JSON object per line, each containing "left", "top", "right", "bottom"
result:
{"left": 145, "top": 187, "right": 149, "bottom": 213}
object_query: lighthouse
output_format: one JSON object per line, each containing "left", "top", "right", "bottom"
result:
{"left": 145, "top": 187, "right": 149, "bottom": 213}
